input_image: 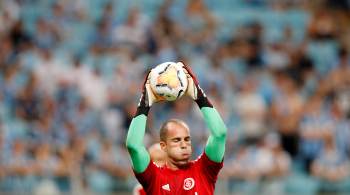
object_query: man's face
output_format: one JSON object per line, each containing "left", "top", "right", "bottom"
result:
{"left": 160, "top": 122, "right": 192, "bottom": 166}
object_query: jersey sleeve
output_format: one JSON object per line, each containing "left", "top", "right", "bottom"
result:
{"left": 134, "top": 160, "right": 158, "bottom": 190}
{"left": 197, "top": 152, "right": 224, "bottom": 183}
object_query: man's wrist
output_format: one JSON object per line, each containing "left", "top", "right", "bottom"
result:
{"left": 195, "top": 96, "right": 213, "bottom": 108}
{"left": 135, "top": 105, "right": 150, "bottom": 117}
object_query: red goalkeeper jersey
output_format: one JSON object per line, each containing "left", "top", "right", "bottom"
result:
{"left": 134, "top": 152, "right": 223, "bottom": 195}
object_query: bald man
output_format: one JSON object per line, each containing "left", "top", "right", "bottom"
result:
{"left": 127, "top": 63, "right": 227, "bottom": 194}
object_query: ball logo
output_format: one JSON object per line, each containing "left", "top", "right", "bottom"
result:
{"left": 183, "top": 178, "right": 195, "bottom": 190}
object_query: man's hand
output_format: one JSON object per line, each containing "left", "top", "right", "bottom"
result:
{"left": 141, "top": 70, "right": 160, "bottom": 107}
{"left": 178, "top": 62, "right": 204, "bottom": 100}
{"left": 178, "top": 62, "right": 212, "bottom": 108}
{"left": 136, "top": 70, "right": 162, "bottom": 116}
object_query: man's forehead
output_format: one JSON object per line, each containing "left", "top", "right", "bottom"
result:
{"left": 167, "top": 120, "right": 189, "bottom": 129}
{"left": 166, "top": 122, "right": 190, "bottom": 137}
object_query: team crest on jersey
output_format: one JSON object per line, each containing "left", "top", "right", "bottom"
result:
{"left": 183, "top": 178, "right": 195, "bottom": 190}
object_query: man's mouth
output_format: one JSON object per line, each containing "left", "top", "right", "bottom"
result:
{"left": 182, "top": 153, "right": 190, "bottom": 158}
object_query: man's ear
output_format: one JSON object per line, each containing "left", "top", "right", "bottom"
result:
{"left": 159, "top": 141, "right": 166, "bottom": 151}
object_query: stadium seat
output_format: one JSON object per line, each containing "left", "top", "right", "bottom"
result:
{"left": 284, "top": 173, "right": 319, "bottom": 195}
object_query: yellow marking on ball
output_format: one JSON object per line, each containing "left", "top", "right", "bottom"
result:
{"left": 157, "top": 67, "right": 180, "bottom": 88}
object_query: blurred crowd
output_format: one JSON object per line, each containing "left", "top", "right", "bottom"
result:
{"left": 1, "top": 0, "right": 350, "bottom": 194}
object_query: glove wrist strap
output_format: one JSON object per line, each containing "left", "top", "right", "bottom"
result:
{"left": 135, "top": 105, "right": 150, "bottom": 117}
{"left": 195, "top": 96, "right": 213, "bottom": 108}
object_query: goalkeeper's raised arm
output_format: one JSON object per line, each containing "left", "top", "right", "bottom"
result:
{"left": 182, "top": 62, "right": 227, "bottom": 163}
{"left": 125, "top": 70, "right": 160, "bottom": 173}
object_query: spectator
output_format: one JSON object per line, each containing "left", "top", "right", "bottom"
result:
{"left": 299, "top": 94, "right": 333, "bottom": 172}
{"left": 307, "top": 9, "right": 338, "bottom": 41}
{"left": 15, "top": 72, "right": 41, "bottom": 122}
{"left": 90, "top": 19, "right": 113, "bottom": 53}
{"left": 271, "top": 72, "right": 304, "bottom": 158}
{"left": 34, "top": 49, "right": 66, "bottom": 95}
{"left": 112, "top": 7, "right": 150, "bottom": 49}
{"left": 33, "top": 18, "right": 60, "bottom": 50}
{"left": 235, "top": 75, "right": 267, "bottom": 140}
{"left": 311, "top": 131, "right": 350, "bottom": 192}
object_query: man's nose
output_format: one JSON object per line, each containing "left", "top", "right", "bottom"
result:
{"left": 180, "top": 141, "right": 187, "bottom": 148}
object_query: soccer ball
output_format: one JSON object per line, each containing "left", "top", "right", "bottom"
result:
{"left": 149, "top": 62, "right": 188, "bottom": 101}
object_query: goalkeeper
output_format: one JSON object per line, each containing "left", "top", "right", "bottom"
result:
{"left": 126, "top": 63, "right": 227, "bottom": 195}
